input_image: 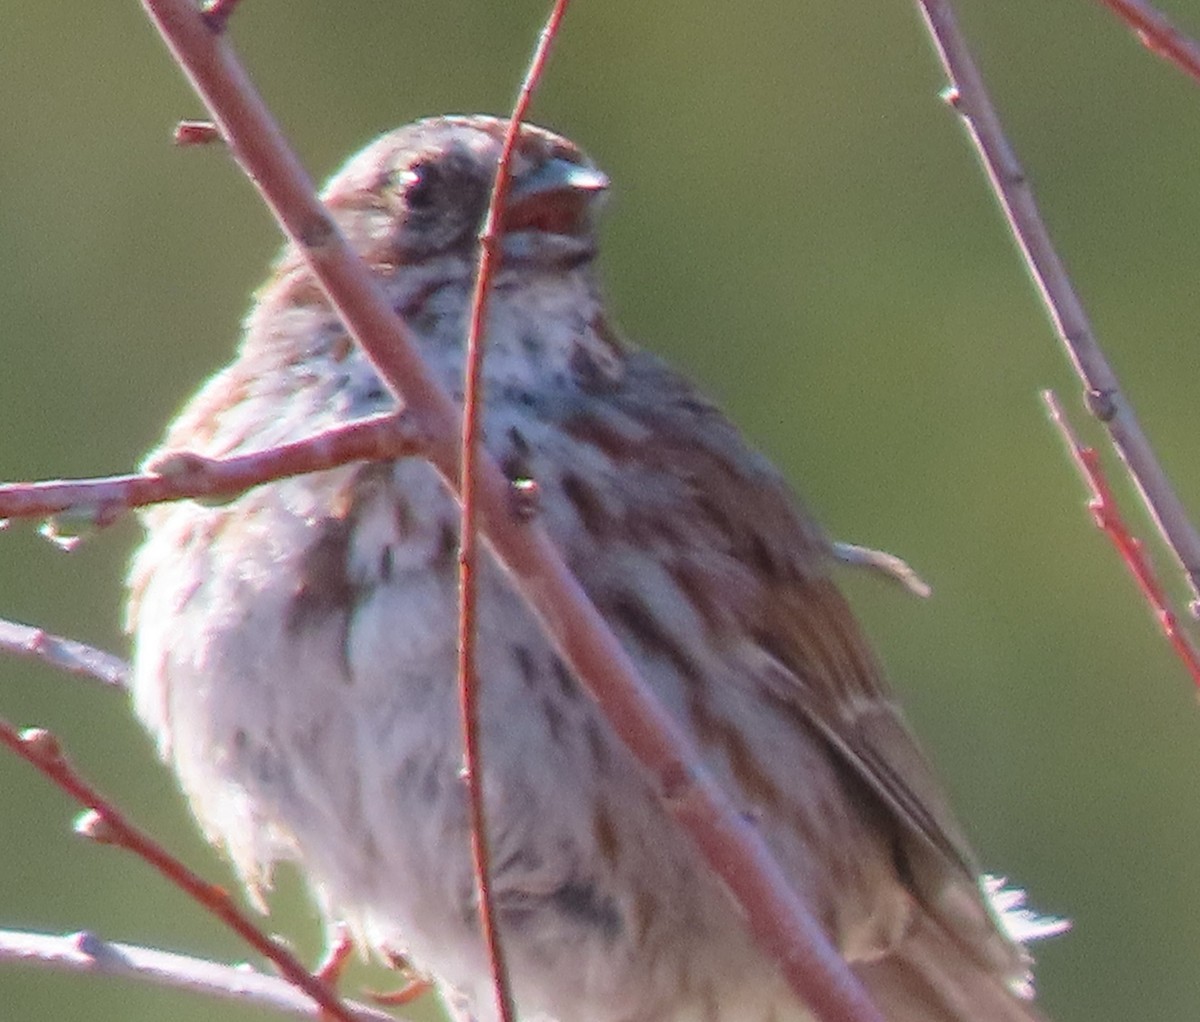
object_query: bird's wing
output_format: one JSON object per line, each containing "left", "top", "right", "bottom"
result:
{"left": 563, "top": 349, "right": 1038, "bottom": 998}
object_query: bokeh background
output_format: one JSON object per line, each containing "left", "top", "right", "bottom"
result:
{"left": 3, "top": 2, "right": 1200, "bottom": 1020}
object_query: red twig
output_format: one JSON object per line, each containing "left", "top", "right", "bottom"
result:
{"left": 0, "top": 412, "right": 422, "bottom": 526}
{"left": 1095, "top": 0, "right": 1200, "bottom": 85}
{"left": 915, "top": 0, "right": 1200, "bottom": 613}
{"left": 0, "top": 721, "right": 359, "bottom": 1022}
{"left": 134, "top": 4, "right": 888, "bottom": 1020}
{"left": 1043, "top": 392, "right": 1200, "bottom": 688}
{"left": 456, "top": 3, "right": 572, "bottom": 1021}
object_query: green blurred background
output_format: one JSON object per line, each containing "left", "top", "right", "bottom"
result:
{"left": 3, "top": 2, "right": 1200, "bottom": 1019}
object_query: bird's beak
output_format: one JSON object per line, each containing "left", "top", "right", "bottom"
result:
{"left": 502, "top": 158, "right": 609, "bottom": 242}
{"left": 509, "top": 158, "right": 609, "bottom": 204}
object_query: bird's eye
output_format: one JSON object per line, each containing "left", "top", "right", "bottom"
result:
{"left": 400, "top": 161, "right": 439, "bottom": 211}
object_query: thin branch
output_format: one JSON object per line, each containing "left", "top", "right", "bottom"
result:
{"left": 1094, "top": 0, "right": 1200, "bottom": 84}
{"left": 136, "top": 3, "right": 887, "bottom": 1020}
{"left": 456, "top": 3, "right": 572, "bottom": 1022}
{"left": 915, "top": 0, "right": 1200, "bottom": 614}
{"left": 0, "top": 929, "right": 399, "bottom": 1022}
{"left": 0, "top": 412, "right": 423, "bottom": 526}
{"left": 1043, "top": 391, "right": 1200, "bottom": 687}
{"left": 0, "top": 721, "right": 361, "bottom": 1022}
{"left": 0, "top": 620, "right": 129, "bottom": 690}
{"left": 831, "top": 541, "right": 932, "bottom": 598}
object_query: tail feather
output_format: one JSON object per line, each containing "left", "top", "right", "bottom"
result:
{"left": 855, "top": 906, "right": 1054, "bottom": 1022}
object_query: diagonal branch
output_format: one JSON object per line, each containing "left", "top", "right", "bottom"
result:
{"left": 1094, "top": 0, "right": 1200, "bottom": 85}
{"left": 134, "top": 3, "right": 887, "bottom": 1020}
{"left": 0, "top": 620, "right": 129, "bottom": 690}
{"left": 915, "top": 0, "right": 1200, "bottom": 622}
{"left": 1043, "top": 391, "right": 1200, "bottom": 686}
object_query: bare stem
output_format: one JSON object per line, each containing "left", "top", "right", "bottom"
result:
{"left": 1094, "top": 0, "right": 1200, "bottom": 84}
{"left": 0, "top": 620, "right": 129, "bottom": 690}
{"left": 456, "top": 3, "right": 573, "bottom": 1022}
{"left": 0, "top": 929, "right": 398, "bottom": 1022}
{"left": 0, "top": 412, "right": 423, "bottom": 526}
{"left": 915, "top": 0, "right": 1200, "bottom": 617}
{"left": 831, "top": 541, "right": 933, "bottom": 599}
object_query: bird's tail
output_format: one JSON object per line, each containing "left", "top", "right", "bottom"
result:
{"left": 854, "top": 879, "right": 1066, "bottom": 1022}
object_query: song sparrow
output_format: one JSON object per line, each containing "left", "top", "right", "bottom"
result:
{"left": 127, "top": 115, "right": 1060, "bottom": 1022}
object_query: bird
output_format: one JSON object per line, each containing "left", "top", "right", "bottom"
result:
{"left": 126, "top": 114, "right": 1062, "bottom": 1022}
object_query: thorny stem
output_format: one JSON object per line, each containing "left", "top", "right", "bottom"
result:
{"left": 456, "top": 3, "right": 573, "bottom": 1022}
